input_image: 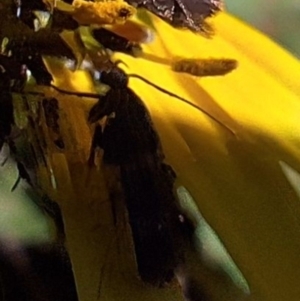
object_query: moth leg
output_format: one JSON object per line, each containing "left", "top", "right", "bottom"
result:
{"left": 88, "top": 124, "right": 104, "bottom": 166}
{"left": 40, "top": 194, "right": 66, "bottom": 243}
{"left": 88, "top": 90, "right": 121, "bottom": 123}
{"left": 11, "top": 161, "right": 32, "bottom": 191}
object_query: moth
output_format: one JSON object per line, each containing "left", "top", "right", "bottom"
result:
{"left": 88, "top": 62, "right": 195, "bottom": 285}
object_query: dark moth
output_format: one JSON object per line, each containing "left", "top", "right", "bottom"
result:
{"left": 89, "top": 65, "right": 195, "bottom": 286}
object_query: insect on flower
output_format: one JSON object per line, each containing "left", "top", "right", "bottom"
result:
{"left": 88, "top": 61, "right": 197, "bottom": 285}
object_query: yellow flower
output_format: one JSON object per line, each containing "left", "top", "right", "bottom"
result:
{"left": 37, "top": 10, "right": 300, "bottom": 301}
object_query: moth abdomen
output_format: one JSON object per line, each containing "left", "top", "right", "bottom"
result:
{"left": 120, "top": 162, "right": 189, "bottom": 286}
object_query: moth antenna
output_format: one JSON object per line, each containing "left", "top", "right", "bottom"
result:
{"left": 128, "top": 74, "right": 235, "bottom": 135}
{"left": 48, "top": 85, "right": 100, "bottom": 98}
{"left": 114, "top": 59, "right": 128, "bottom": 68}
{"left": 27, "top": 85, "right": 104, "bottom": 99}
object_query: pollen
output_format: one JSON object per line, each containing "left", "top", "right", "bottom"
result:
{"left": 171, "top": 57, "right": 238, "bottom": 77}
{"left": 72, "top": 0, "right": 136, "bottom": 26}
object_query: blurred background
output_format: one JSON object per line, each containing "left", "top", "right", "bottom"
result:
{"left": 226, "top": 0, "right": 300, "bottom": 57}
